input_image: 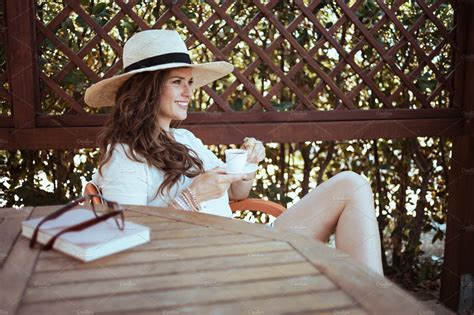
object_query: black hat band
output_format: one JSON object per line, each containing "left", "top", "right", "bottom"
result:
{"left": 124, "top": 52, "right": 192, "bottom": 73}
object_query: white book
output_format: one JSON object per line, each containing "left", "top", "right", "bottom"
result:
{"left": 22, "top": 208, "right": 150, "bottom": 262}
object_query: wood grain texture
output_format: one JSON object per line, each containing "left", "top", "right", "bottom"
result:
{"left": 2, "top": 205, "right": 429, "bottom": 314}
{"left": 34, "top": 240, "right": 293, "bottom": 272}
{"left": 0, "top": 207, "right": 33, "bottom": 266}
{"left": 155, "top": 293, "right": 368, "bottom": 315}
{"left": 129, "top": 206, "right": 429, "bottom": 314}
{"left": 440, "top": 2, "right": 474, "bottom": 311}
{"left": 18, "top": 276, "right": 350, "bottom": 314}
{"left": 0, "top": 206, "right": 55, "bottom": 315}
{"left": 24, "top": 262, "right": 322, "bottom": 303}
{"left": 5, "top": 0, "right": 39, "bottom": 129}
{"left": 30, "top": 250, "right": 305, "bottom": 285}
{"left": 34, "top": 108, "right": 462, "bottom": 127}
{"left": 39, "top": 231, "right": 267, "bottom": 259}
{"left": 286, "top": 234, "right": 428, "bottom": 315}
{"left": 0, "top": 118, "right": 463, "bottom": 149}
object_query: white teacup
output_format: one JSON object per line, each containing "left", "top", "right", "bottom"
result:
{"left": 225, "top": 149, "right": 248, "bottom": 173}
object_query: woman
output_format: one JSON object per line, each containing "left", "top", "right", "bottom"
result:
{"left": 86, "top": 30, "right": 383, "bottom": 275}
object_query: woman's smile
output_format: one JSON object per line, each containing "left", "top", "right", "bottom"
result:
{"left": 175, "top": 100, "right": 189, "bottom": 110}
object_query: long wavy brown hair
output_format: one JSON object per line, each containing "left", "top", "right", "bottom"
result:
{"left": 97, "top": 69, "right": 205, "bottom": 199}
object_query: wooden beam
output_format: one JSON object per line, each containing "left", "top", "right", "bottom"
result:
{"left": 189, "top": 118, "right": 463, "bottom": 144}
{"left": 0, "top": 116, "right": 14, "bottom": 127}
{"left": 32, "top": 108, "right": 462, "bottom": 127}
{"left": 0, "top": 118, "right": 463, "bottom": 149}
{"left": 440, "top": 2, "right": 474, "bottom": 312}
{"left": 5, "top": 0, "right": 39, "bottom": 129}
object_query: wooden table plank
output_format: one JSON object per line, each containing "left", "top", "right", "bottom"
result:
{"left": 39, "top": 232, "right": 267, "bottom": 259}
{"left": 18, "top": 276, "right": 354, "bottom": 314}
{"left": 30, "top": 250, "right": 304, "bottom": 285}
{"left": 129, "top": 220, "right": 209, "bottom": 231}
{"left": 0, "top": 206, "right": 55, "bottom": 315}
{"left": 35, "top": 225, "right": 245, "bottom": 260}
{"left": 129, "top": 206, "right": 284, "bottom": 240}
{"left": 126, "top": 215, "right": 177, "bottom": 224}
{"left": 24, "top": 262, "right": 322, "bottom": 303}
{"left": 0, "top": 207, "right": 34, "bottom": 266}
{"left": 0, "top": 207, "right": 34, "bottom": 219}
{"left": 34, "top": 240, "right": 293, "bottom": 272}
{"left": 156, "top": 292, "right": 369, "bottom": 315}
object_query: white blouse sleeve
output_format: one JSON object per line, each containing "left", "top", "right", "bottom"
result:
{"left": 95, "top": 144, "right": 149, "bottom": 205}
{"left": 183, "top": 129, "right": 225, "bottom": 169}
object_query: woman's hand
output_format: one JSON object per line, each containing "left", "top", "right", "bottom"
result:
{"left": 242, "top": 137, "right": 265, "bottom": 164}
{"left": 188, "top": 167, "right": 245, "bottom": 203}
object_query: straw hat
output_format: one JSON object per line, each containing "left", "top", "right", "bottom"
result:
{"left": 84, "top": 29, "right": 234, "bottom": 107}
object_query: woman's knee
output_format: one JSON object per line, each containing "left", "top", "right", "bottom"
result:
{"left": 332, "top": 171, "right": 371, "bottom": 194}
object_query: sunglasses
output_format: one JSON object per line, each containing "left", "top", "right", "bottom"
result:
{"left": 29, "top": 194, "right": 126, "bottom": 250}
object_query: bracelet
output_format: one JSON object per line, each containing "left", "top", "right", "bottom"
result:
{"left": 183, "top": 187, "right": 201, "bottom": 212}
{"left": 179, "top": 188, "right": 199, "bottom": 212}
{"left": 180, "top": 190, "right": 196, "bottom": 212}
{"left": 170, "top": 195, "right": 192, "bottom": 211}
{"left": 177, "top": 196, "right": 190, "bottom": 210}
{"left": 170, "top": 188, "right": 202, "bottom": 212}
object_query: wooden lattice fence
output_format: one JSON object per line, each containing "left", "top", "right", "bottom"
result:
{"left": 0, "top": 0, "right": 465, "bottom": 148}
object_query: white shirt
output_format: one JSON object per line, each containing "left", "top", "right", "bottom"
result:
{"left": 91, "top": 128, "right": 233, "bottom": 218}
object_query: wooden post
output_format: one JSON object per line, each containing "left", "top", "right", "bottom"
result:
{"left": 440, "top": 2, "right": 474, "bottom": 312}
{"left": 5, "top": 0, "right": 39, "bottom": 130}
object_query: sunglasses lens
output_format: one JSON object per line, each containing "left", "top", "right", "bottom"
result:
{"left": 84, "top": 195, "right": 125, "bottom": 230}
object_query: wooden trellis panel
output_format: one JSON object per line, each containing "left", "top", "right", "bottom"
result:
{"left": 0, "top": 0, "right": 464, "bottom": 149}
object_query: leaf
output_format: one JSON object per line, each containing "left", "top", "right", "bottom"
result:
{"left": 75, "top": 15, "right": 87, "bottom": 28}
{"left": 92, "top": 3, "right": 106, "bottom": 16}
{"left": 231, "top": 98, "right": 243, "bottom": 111}
{"left": 431, "top": 229, "right": 444, "bottom": 243}
{"left": 117, "top": 24, "right": 126, "bottom": 42}
{"left": 152, "top": 6, "right": 161, "bottom": 20}
{"left": 94, "top": 16, "right": 107, "bottom": 27}
{"left": 417, "top": 73, "right": 436, "bottom": 91}
{"left": 272, "top": 101, "right": 294, "bottom": 111}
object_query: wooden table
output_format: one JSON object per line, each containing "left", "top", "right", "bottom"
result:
{"left": 1, "top": 205, "right": 429, "bottom": 314}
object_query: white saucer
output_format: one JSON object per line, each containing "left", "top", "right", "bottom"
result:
{"left": 225, "top": 163, "right": 258, "bottom": 174}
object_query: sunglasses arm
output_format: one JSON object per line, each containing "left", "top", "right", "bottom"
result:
{"left": 29, "top": 197, "right": 85, "bottom": 248}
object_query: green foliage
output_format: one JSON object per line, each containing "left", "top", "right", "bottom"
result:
{"left": 1, "top": 149, "right": 99, "bottom": 208}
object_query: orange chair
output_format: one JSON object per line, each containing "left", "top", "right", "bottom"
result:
{"left": 229, "top": 198, "right": 285, "bottom": 217}
{"left": 84, "top": 182, "right": 285, "bottom": 217}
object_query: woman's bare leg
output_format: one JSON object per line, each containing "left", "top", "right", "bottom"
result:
{"left": 273, "top": 171, "right": 383, "bottom": 275}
